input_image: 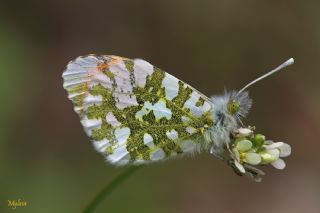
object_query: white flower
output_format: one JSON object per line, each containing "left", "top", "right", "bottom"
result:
{"left": 262, "top": 141, "right": 291, "bottom": 169}
{"left": 229, "top": 127, "right": 292, "bottom": 180}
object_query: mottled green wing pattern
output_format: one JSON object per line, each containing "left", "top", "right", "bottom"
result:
{"left": 62, "top": 55, "right": 214, "bottom": 165}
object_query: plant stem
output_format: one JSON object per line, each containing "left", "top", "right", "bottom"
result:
{"left": 83, "top": 166, "right": 142, "bottom": 213}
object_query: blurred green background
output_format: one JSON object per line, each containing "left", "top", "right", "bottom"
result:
{"left": 1, "top": 0, "right": 320, "bottom": 212}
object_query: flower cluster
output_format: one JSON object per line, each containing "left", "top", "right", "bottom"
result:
{"left": 230, "top": 127, "right": 291, "bottom": 180}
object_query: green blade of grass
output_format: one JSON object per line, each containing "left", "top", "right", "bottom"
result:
{"left": 83, "top": 166, "right": 142, "bottom": 213}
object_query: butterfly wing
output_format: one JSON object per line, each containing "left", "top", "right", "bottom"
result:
{"left": 62, "top": 55, "right": 214, "bottom": 165}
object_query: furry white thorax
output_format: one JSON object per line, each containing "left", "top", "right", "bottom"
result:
{"left": 206, "top": 91, "right": 252, "bottom": 160}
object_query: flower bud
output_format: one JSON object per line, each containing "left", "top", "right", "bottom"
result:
{"left": 244, "top": 153, "right": 261, "bottom": 165}
{"left": 236, "top": 128, "right": 253, "bottom": 137}
{"left": 236, "top": 140, "right": 252, "bottom": 152}
{"left": 252, "top": 134, "right": 265, "bottom": 147}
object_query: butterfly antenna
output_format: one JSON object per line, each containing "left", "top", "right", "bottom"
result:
{"left": 237, "top": 58, "right": 294, "bottom": 95}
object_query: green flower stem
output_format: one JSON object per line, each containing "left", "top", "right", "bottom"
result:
{"left": 83, "top": 166, "right": 142, "bottom": 213}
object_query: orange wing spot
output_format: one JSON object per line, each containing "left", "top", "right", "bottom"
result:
{"left": 109, "top": 56, "right": 125, "bottom": 66}
{"left": 96, "top": 56, "right": 125, "bottom": 72}
{"left": 97, "top": 63, "right": 109, "bottom": 71}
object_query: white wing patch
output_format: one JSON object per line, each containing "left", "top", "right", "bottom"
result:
{"left": 166, "top": 129, "right": 179, "bottom": 140}
{"left": 186, "top": 126, "right": 197, "bottom": 134}
{"left": 162, "top": 73, "right": 179, "bottom": 100}
{"left": 81, "top": 116, "right": 102, "bottom": 135}
{"left": 114, "top": 127, "right": 131, "bottom": 146}
{"left": 133, "top": 59, "right": 154, "bottom": 87}
{"left": 107, "top": 146, "right": 130, "bottom": 164}
{"left": 150, "top": 148, "right": 166, "bottom": 160}
{"left": 93, "top": 139, "right": 110, "bottom": 152}
{"left": 184, "top": 91, "right": 211, "bottom": 117}
{"left": 92, "top": 72, "right": 113, "bottom": 89}
{"left": 135, "top": 99, "right": 172, "bottom": 121}
{"left": 113, "top": 93, "right": 138, "bottom": 109}
{"left": 83, "top": 94, "right": 103, "bottom": 105}
{"left": 143, "top": 133, "right": 155, "bottom": 148}
{"left": 109, "top": 60, "right": 131, "bottom": 89}
{"left": 151, "top": 99, "right": 172, "bottom": 120}
{"left": 106, "top": 112, "right": 121, "bottom": 127}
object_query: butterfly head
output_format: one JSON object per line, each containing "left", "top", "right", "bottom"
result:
{"left": 210, "top": 90, "right": 252, "bottom": 129}
{"left": 227, "top": 90, "right": 252, "bottom": 120}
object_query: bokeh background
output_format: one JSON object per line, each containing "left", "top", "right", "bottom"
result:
{"left": 1, "top": 0, "right": 320, "bottom": 212}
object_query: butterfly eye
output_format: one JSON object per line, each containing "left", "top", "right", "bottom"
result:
{"left": 227, "top": 100, "right": 240, "bottom": 115}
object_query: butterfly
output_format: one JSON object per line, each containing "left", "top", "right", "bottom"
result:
{"left": 62, "top": 55, "right": 293, "bottom": 181}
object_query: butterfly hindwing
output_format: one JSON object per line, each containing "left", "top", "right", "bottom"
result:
{"left": 63, "top": 55, "right": 214, "bottom": 165}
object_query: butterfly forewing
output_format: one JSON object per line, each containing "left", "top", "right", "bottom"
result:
{"left": 63, "top": 55, "right": 214, "bottom": 165}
